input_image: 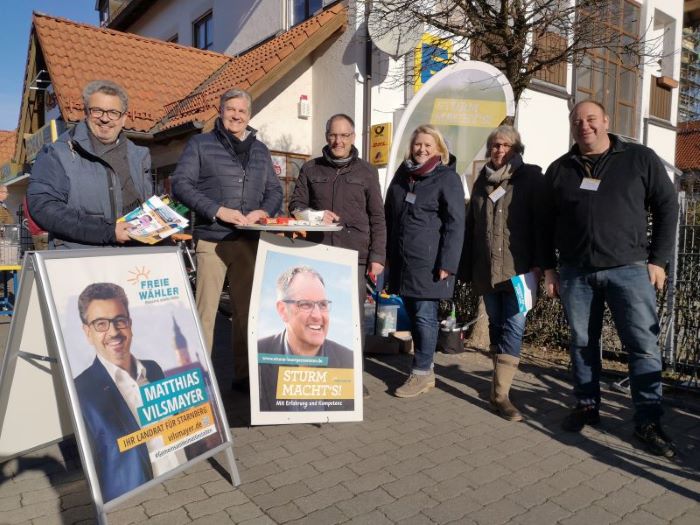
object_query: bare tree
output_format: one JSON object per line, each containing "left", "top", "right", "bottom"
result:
{"left": 365, "top": 0, "right": 662, "bottom": 105}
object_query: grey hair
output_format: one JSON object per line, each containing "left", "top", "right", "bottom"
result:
{"left": 325, "top": 114, "right": 355, "bottom": 134}
{"left": 82, "top": 80, "right": 128, "bottom": 113}
{"left": 219, "top": 88, "right": 252, "bottom": 115}
{"left": 276, "top": 266, "right": 325, "bottom": 301}
{"left": 486, "top": 125, "right": 525, "bottom": 156}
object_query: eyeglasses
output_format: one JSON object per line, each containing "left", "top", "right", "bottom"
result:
{"left": 282, "top": 300, "right": 332, "bottom": 312}
{"left": 491, "top": 142, "right": 513, "bottom": 150}
{"left": 87, "top": 107, "right": 125, "bottom": 121}
{"left": 326, "top": 132, "right": 354, "bottom": 141}
{"left": 86, "top": 316, "right": 132, "bottom": 332}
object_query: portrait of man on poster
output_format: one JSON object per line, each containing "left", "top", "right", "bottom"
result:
{"left": 258, "top": 265, "right": 353, "bottom": 412}
{"left": 73, "top": 282, "right": 183, "bottom": 501}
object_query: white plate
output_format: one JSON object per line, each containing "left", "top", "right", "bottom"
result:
{"left": 236, "top": 224, "right": 343, "bottom": 232}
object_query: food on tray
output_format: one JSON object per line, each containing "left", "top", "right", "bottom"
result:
{"left": 291, "top": 208, "right": 326, "bottom": 225}
{"left": 259, "top": 217, "right": 311, "bottom": 226}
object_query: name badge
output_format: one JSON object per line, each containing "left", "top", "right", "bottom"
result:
{"left": 405, "top": 192, "right": 416, "bottom": 204}
{"left": 580, "top": 177, "right": 601, "bottom": 191}
{"left": 488, "top": 186, "right": 506, "bottom": 202}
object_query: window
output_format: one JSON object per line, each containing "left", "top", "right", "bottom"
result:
{"left": 193, "top": 11, "right": 213, "bottom": 50}
{"left": 290, "top": 0, "right": 323, "bottom": 26}
{"left": 97, "top": 0, "right": 110, "bottom": 26}
{"left": 531, "top": 31, "right": 567, "bottom": 88}
{"left": 575, "top": 0, "right": 641, "bottom": 138}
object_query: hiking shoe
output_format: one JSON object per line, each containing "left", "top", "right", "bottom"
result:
{"left": 395, "top": 372, "right": 435, "bottom": 398}
{"left": 561, "top": 405, "right": 600, "bottom": 432}
{"left": 634, "top": 422, "right": 676, "bottom": 458}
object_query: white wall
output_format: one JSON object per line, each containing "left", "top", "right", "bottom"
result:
{"left": 516, "top": 89, "right": 571, "bottom": 170}
{"left": 646, "top": 123, "right": 677, "bottom": 166}
{"left": 221, "top": 0, "right": 282, "bottom": 55}
{"left": 122, "top": 0, "right": 282, "bottom": 54}
{"left": 125, "top": 0, "right": 214, "bottom": 49}
{"left": 252, "top": 58, "right": 314, "bottom": 155}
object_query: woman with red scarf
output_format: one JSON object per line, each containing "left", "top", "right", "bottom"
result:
{"left": 385, "top": 125, "right": 465, "bottom": 398}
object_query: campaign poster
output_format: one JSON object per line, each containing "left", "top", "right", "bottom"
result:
{"left": 249, "top": 234, "right": 362, "bottom": 425}
{"left": 385, "top": 60, "right": 515, "bottom": 198}
{"left": 40, "top": 249, "right": 228, "bottom": 504}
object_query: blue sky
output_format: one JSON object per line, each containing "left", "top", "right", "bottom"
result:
{"left": 0, "top": 1, "right": 97, "bottom": 130}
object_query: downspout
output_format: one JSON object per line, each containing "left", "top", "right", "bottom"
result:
{"left": 362, "top": 1, "right": 373, "bottom": 160}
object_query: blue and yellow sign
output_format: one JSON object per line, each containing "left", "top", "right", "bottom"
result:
{"left": 414, "top": 34, "right": 453, "bottom": 92}
{"left": 25, "top": 120, "right": 64, "bottom": 162}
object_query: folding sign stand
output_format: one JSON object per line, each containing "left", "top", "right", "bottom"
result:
{"left": 0, "top": 249, "right": 239, "bottom": 524}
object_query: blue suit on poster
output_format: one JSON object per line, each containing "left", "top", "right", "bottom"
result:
{"left": 74, "top": 357, "right": 164, "bottom": 502}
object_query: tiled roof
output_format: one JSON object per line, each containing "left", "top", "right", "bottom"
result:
{"left": 0, "top": 131, "right": 17, "bottom": 164}
{"left": 676, "top": 121, "right": 700, "bottom": 171}
{"left": 32, "top": 3, "right": 347, "bottom": 135}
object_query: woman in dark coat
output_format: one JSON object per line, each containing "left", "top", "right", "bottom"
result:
{"left": 385, "top": 124, "right": 465, "bottom": 398}
{"left": 463, "top": 125, "right": 544, "bottom": 421}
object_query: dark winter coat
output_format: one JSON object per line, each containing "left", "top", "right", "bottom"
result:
{"left": 541, "top": 134, "right": 678, "bottom": 269}
{"left": 288, "top": 147, "right": 386, "bottom": 266}
{"left": 384, "top": 162, "right": 465, "bottom": 299}
{"left": 27, "top": 120, "right": 152, "bottom": 248}
{"left": 171, "top": 120, "right": 283, "bottom": 241}
{"left": 462, "top": 162, "right": 545, "bottom": 295}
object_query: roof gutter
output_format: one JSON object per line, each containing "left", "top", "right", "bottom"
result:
{"left": 153, "top": 121, "right": 204, "bottom": 141}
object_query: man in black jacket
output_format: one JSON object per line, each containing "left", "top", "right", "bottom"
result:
{"left": 172, "top": 89, "right": 282, "bottom": 391}
{"left": 289, "top": 114, "right": 386, "bottom": 281}
{"left": 542, "top": 100, "right": 678, "bottom": 457}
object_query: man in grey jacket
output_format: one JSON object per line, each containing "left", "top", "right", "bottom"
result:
{"left": 28, "top": 80, "right": 151, "bottom": 248}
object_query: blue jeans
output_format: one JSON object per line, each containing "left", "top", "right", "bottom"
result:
{"left": 559, "top": 264, "right": 663, "bottom": 424}
{"left": 483, "top": 290, "right": 526, "bottom": 358}
{"left": 403, "top": 298, "right": 439, "bottom": 374}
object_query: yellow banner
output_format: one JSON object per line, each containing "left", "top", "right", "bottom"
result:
{"left": 117, "top": 402, "right": 213, "bottom": 452}
{"left": 275, "top": 367, "right": 354, "bottom": 400}
{"left": 430, "top": 99, "right": 506, "bottom": 128}
{"left": 25, "top": 120, "right": 60, "bottom": 162}
{"left": 369, "top": 123, "right": 392, "bottom": 166}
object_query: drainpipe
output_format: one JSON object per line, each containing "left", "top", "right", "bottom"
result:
{"left": 362, "top": 1, "right": 373, "bottom": 160}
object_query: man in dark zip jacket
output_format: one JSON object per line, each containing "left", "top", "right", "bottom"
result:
{"left": 172, "top": 89, "right": 282, "bottom": 392}
{"left": 28, "top": 80, "right": 152, "bottom": 249}
{"left": 289, "top": 114, "right": 386, "bottom": 397}
{"left": 541, "top": 100, "right": 678, "bottom": 458}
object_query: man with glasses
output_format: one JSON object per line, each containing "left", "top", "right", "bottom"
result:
{"left": 289, "top": 114, "right": 385, "bottom": 396}
{"left": 28, "top": 80, "right": 151, "bottom": 249}
{"left": 73, "top": 282, "right": 183, "bottom": 501}
{"left": 258, "top": 266, "right": 353, "bottom": 411}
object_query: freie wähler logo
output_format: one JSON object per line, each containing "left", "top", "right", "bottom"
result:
{"left": 128, "top": 266, "right": 180, "bottom": 304}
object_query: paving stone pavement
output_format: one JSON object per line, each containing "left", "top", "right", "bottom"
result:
{"left": 1, "top": 316, "right": 698, "bottom": 524}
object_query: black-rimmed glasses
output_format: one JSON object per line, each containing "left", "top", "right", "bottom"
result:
{"left": 86, "top": 316, "right": 132, "bottom": 332}
{"left": 87, "top": 107, "right": 125, "bottom": 121}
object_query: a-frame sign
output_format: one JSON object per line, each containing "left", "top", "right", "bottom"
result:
{"left": 0, "top": 248, "right": 239, "bottom": 524}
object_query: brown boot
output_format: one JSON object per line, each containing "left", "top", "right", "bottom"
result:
{"left": 490, "top": 354, "right": 523, "bottom": 422}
